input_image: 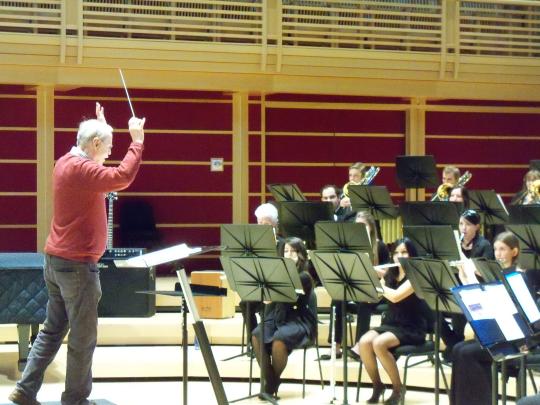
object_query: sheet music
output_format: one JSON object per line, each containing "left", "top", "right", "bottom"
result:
{"left": 496, "top": 193, "right": 509, "bottom": 216}
{"left": 506, "top": 272, "right": 540, "bottom": 323}
{"left": 115, "top": 243, "right": 202, "bottom": 268}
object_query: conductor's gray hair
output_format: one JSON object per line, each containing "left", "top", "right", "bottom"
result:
{"left": 76, "top": 119, "right": 113, "bottom": 147}
{"left": 254, "top": 203, "right": 279, "bottom": 225}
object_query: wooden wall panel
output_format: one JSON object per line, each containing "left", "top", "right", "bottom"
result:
{"left": 0, "top": 131, "right": 36, "bottom": 160}
{"left": 0, "top": 197, "right": 36, "bottom": 224}
{"left": 426, "top": 110, "right": 540, "bottom": 198}
{"left": 0, "top": 229, "right": 36, "bottom": 252}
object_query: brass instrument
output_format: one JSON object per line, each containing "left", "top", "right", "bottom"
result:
{"left": 524, "top": 179, "right": 540, "bottom": 205}
{"left": 431, "top": 170, "right": 472, "bottom": 201}
{"left": 342, "top": 166, "right": 380, "bottom": 198}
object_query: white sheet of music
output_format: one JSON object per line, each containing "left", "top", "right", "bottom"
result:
{"left": 114, "top": 243, "right": 202, "bottom": 268}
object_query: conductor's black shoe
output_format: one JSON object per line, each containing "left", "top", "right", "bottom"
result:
{"left": 8, "top": 389, "right": 41, "bottom": 405}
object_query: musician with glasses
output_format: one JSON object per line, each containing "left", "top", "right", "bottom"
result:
{"left": 9, "top": 103, "right": 145, "bottom": 405}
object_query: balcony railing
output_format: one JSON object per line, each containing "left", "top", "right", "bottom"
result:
{"left": 0, "top": 0, "right": 539, "bottom": 59}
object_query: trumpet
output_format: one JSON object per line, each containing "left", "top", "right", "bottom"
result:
{"left": 342, "top": 166, "right": 380, "bottom": 198}
{"left": 432, "top": 170, "right": 472, "bottom": 201}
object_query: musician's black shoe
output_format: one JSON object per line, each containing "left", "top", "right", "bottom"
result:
{"left": 346, "top": 347, "right": 361, "bottom": 362}
{"left": 318, "top": 351, "right": 342, "bottom": 361}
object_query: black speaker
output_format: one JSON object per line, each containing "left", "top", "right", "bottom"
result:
{"left": 98, "top": 248, "right": 156, "bottom": 317}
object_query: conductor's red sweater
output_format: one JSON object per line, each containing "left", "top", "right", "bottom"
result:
{"left": 44, "top": 142, "right": 144, "bottom": 263}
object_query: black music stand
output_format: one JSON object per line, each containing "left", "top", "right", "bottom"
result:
{"left": 468, "top": 190, "right": 509, "bottom": 225}
{"left": 400, "top": 201, "right": 462, "bottom": 230}
{"left": 403, "top": 225, "right": 461, "bottom": 261}
{"left": 315, "top": 221, "right": 372, "bottom": 257}
{"left": 399, "top": 258, "right": 461, "bottom": 405}
{"left": 127, "top": 245, "right": 226, "bottom": 405}
{"left": 509, "top": 205, "right": 540, "bottom": 225}
{"left": 472, "top": 258, "right": 505, "bottom": 283}
{"left": 267, "top": 183, "right": 307, "bottom": 202}
{"left": 279, "top": 201, "right": 334, "bottom": 249}
{"left": 220, "top": 224, "right": 279, "bottom": 361}
{"left": 227, "top": 256, "right": 302, "bottom": 405}
{"left": 530, "top": 160, "right": 540, "bottom": 171}
{"left": 347, "top": 185, "right": 399, "bottom": 220}
{"left": 395, "top": 155, "right": 439, "bottom": 199}
{"left": 311, "top": 251, "right": 382, "bottom": 405}
{"left": 506, "top": 224, "right": 540, "bottom": 270}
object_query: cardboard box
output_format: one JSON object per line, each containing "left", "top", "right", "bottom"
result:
{"left": 190, "top": 271, "right": 235, "bottom": 319}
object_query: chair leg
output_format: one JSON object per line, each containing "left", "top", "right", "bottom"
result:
{"left": 316, "top": 342, "right": 324, "bottom": 390}
{"left": 528, "top": 368, "right": 537, "bottom": 393}
{"left": 248, "top": 343, "right": 253, "bottom": 395}
{"left": 356, "top": 360, "right": 363, "bottom": 402}
{"left": 303, "top": 347, "right": 307, "bottom": 398}
{"left": 401, "top": 356, "right": 410, "bottom": 405}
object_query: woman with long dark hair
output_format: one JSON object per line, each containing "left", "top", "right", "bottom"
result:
{"left": 251, "top": 237, "right": 317, "bottom": 398}
{"left": 350, "top": 237, "right": 429, "bottom": 405}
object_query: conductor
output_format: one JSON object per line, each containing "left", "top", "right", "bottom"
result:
{"left": 9, "top": 103, "right": 145, "bottom": 405}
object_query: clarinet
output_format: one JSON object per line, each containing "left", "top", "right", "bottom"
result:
{"left": 106, "top": 192, "right": 118, "bottom": 249}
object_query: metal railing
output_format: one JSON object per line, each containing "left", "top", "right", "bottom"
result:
{"left": 0, "top": 0, "right": 539, "bottom": 58}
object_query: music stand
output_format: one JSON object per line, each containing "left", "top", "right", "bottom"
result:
{"left": 279, "top": 201, "right": 334, "bottom": 249}
{"left": 403, "top": 225, "right": 461, "bottom": 261}
{"left": 347, "top": 185, "right": 399, "bottom": 220}
{"left": 472, "top": 258, "right": 505, "bottom": 283}
{"left": 227, "top": 256, "right": 302, "bottom": 405}
{"left": 400, "top": 201, "right": 462, "bottom": 230}
{"left": 315, "top": 221, "right": 372, "bottom": 256}
{"left": 530, "top": 160, "right": 540, "bottom": 171}
{"left": 468, "top": 190, "right": 509, "bottom": 225}
{"left": 506, "top": 224, "right": 540, "bottom": 270}
{"left": 127, "top": 244, "right": 226, "bottom": 405}
{"left": 311, "top": 251, "right": 382, "bottom": 405}
{"left": 508, "top": 205, "right": 540, "bottom": 225}
{"left": 220, "top": 224, "right": 279, "bottom": 361}
{"left": 267, "top": 183, "right": 307, "bottom": 202}
{"left": 395, "top": 155, "right": 439, "bottom": 200}
{"left": 399, "top": 257, "right": 461, "bottom": 405}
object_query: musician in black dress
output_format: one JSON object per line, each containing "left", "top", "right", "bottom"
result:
{"left": 441, "top": 209, "right": 494, "bottom": 360}
{"left": 352, "top": 237, "right": 429, "bottom": 405}
{"left": 251, "top": 237, "right": 317, "bottom": 398}
{"left": 322, "top": 211, "right": 390, "bottom": 360}
{"left": 450, "top": 231, "right": 527, "bottom": 405}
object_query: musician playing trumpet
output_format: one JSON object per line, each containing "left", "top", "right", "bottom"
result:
{"left": 340, "top": 162, "right": 367, "bottom": 210}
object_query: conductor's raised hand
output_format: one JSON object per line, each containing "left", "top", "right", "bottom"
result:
{"left": 128, "top": 116, "right": 145, "bottom": 144}
{"left": 95, "top": 102, "right": 106, "bottom": 123}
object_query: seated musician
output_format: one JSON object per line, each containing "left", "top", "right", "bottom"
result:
{"left": 511, "top": 169, "right": 540, "bottom": 205}
{"left": 241, "top": 203, "right": 283, "bottom": 335}
{"left": 441, "top": 209, "right": 494, "bottom": 361}
{"left": 351, "top": 237, "right": 430, "bottom": 405}
{"left": 450, "top": 231, "right": 530, "bottom": 405}
{"left": 322, "top": 211, "right": 390, "bottom": 360}
{"left": 448, "top": 186, "right": 470, "bottom": 210}
{"left": 251, "top": 237, "right": 317, "bottom": 398}
{"left": 320, "top": 184, "right": 348, "bottom": 221}
{"left": 339, "top": 162, "right": 367, "bottom": 216}
{"left": 442, "top": 165, "right": 460, "bottom": 188}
